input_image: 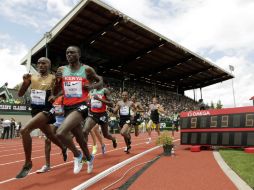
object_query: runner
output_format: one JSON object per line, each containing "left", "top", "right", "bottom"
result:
{"left": 83, "top": 81, "right": 117, "bottom": 155}
{"left": 36, "top": 96, "right": 66, "bottom": 173}
{"left": 112, "top": 91, "right": 135, "bottom": 154}
{"left": 131, "top": 95, "right": 144, "bottom": 137}
{"left": 16, "top": 57, "right": 67, "bottom": 179}
{"left": 90, "top": 124, "right": 106, "bottom": 155}
{"left": 172, "top": 111, "right": 180, "bottom": 135}
{"left": 55, "top": 46, "right": 103, "bottom": 174}
{"left": 146, "top": 97, "right": 166, "bottom": 144}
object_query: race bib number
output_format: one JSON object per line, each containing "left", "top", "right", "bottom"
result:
{"left": 31, "top": 90, "right": 46, "bottom": 105}
{"left": 64, "top": 81, "right": 82, "bottom": 98}
{"left": 91, "top": 98, "right": 102, "bottom": 108}
{"left": 120, "top": 106, "right": 129, "bottom": 116}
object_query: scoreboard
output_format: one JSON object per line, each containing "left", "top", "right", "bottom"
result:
{"left": 180, "top": 106, "right": 254, "bottom": 147}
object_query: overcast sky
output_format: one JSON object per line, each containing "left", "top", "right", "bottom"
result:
{"left": 0, "top": 0, "right": 253, "bottom": 108}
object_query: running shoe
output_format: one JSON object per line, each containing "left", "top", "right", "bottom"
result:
{"left": 16, "top": 163, "right": 32, "bottom": 179}
{"left": 62, "top": 146, "right": 68, "bottom": 162}
{"left": 101, "top": 144, "right": 106, "bottom": 154}
{"left": 36, "top": 165, "right": 50, "bottom": 173}
{"left": 92, "top": 145, "right": 98, "bottom": 155}
{"left": 124, "top": 145, "right": 131, "bottom": 154}
{"left": 87, "top": 154, "right": 94, "bottom": 174}
{"left": 73, "top": 152, "right": 83, "bottom": 174}
{"left": 146, "top": 137, "right": 152, "bottom": 144}
{"left": 112, "top": 138, "right": 117, "bottom": 148}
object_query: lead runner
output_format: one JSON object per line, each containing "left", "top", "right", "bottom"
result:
{"left": 55, "top": 45, "right": 103, "bottom": 174}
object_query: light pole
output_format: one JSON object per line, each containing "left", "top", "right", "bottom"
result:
{"left": 44, "top": 32, "right": 52, "bottom": 58}
{"left": 229, "top": 65, "right": 236, "bottom": 107}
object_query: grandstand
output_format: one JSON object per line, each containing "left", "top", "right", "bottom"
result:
{"left": 19, "top": 0, "right": 232, "bottom": 105}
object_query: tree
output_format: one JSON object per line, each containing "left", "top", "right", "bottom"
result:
{"left": 13, "top": 83, "right": 21, "bottom": 90}
{"left": 210, "top": 101, "right": 215, "bottom": 109}
{"left": 216, "top": 100, "right": 223, "bottom": 109}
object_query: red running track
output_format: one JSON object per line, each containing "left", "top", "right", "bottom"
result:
{"left": 86, "top": 134, "right": 236, "bottom": 190}
{"left": 0, "top": 132, "right": 237, "bottom": 190}
{"left": 0, "top": 133, "right": 158, "bottom": 190}
{"left": 128, "top": 145, "right": 237, "bottom": 190}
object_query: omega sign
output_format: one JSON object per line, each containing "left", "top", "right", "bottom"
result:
{"left": 187, "top": 110, "right": 210, "bottom": 117}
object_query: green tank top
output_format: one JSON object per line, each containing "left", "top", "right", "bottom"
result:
{"left": 62, "top": 65, "right": 89, "bottom": 106}
{"left": 63, "top": 65, "right": 87, "bottom": 78}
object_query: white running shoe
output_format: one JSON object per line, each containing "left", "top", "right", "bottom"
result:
{"left": 124, "top": 145, "right": 131, "bottom": 154}
{"left": 146, "top": 137, "right": 152, "bottom": 144}
{"left": 87, "top": 154, "right": 94, "bottom": 174}
{"left": 36, "top": 165, "right": 50, "bottom": 173}
{"left": 73, "top": 153, "right": 83, "bottom": 174}
{"left": 92, "top": 145, "right": 98, "bottom": 155}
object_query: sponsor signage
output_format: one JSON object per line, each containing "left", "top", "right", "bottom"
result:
{"left": 0, "top": 104, "right": 31, "bottom": 112}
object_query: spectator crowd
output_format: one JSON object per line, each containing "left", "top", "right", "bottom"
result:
{"left": 108, "top": 82, "right": 200, "bottom": 116}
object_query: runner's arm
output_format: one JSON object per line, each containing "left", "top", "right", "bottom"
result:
{"left": 131, "top": 101, "right": 137, "bottom": 112}
{"left": 48, "top": 90, "right": 63, "bottom": 103}
{"left": 158, "top": 104, "right": 166, "bottom": 114}
{"left": 136, "top": 103, "right": 145, "bottom": 112}
{"left": 112, "top": 102, "right": 120, "bottom": 114}
{"left": 94, "top": 88, "right": 114, "bottom": 107}
{"left": 18, "top": 74, "right": 31, "bottom": 97}
{"left": 85, "top": 67, "right": 103, "bottom": 90}
{"left": 53, "top": 66, "right": 64, "bottom": 96}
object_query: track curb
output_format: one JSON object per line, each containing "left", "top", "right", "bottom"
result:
{"left": 213, "top": 150, "right": 252, "bottom": 190}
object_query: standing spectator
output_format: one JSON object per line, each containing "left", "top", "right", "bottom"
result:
{"left": 10, "top": 118, "right": 16, "bottom": 138}
{"left": 16, "top": 122, "right": 22, "bottom": 137}
{"left": 0, "top": 118, "right": 3, "bottom": 138}
{"left": 2, "top": 119, "right": 11, "bottom": 139}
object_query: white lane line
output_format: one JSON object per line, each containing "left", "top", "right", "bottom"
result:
{"left": 0, "top": 149, "right": 46, "bottom": 158}
{"left": 0, "top": 145, "right": 44, "bottom": 153}
{"left": 0, "top": 142, "right": 43, "bottom": 148}
{"left": 0, "top": 146, "right": 62, "bottom": 158}
{"left": 0, "top": 135, "right": 149, "bottom": 153}
{"left": 0, "top": 137, "right": 147, "bottom": 165}
{"left": 213, "top": 151, "right": 252, "bottom": 190}
{"left": 0, "top": 140, "right": 149, "bottom": 184}
{"left": 72, "top": 139, "right": 180, "bottom": 190}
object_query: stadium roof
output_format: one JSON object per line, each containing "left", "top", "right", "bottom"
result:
{"left": 20, "top": 0, "right": 233, "bottom": 92}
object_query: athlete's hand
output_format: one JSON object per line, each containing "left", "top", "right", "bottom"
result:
{"left": 48, "top": 95, "right": 56, "bottom": 103}
{"left": 108, "top": 107, "right": 114, "bottom": 113}
{"left": 84, "top": 84, "right": 94, "bottom": 91}
{"left": 22, "top": 73, "right": 31, "bottom": 83}
{"left": 56, "top": 67, "right": 63, "bottom": 82}
{"left": 93, "top": 94, "right": 100, "bottom": 100}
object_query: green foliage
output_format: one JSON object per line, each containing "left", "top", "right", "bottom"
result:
{"left": 156, "top": 131, "right": 173, "bottom": 146}
{"left": 13, "top": 84, "right": 21, "bottom": 90}
{"left": 216, "top": 100, "right": 223, "bottom": 109}
{"left": 210, "top": 101, "right": 215, "bottom": 109}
